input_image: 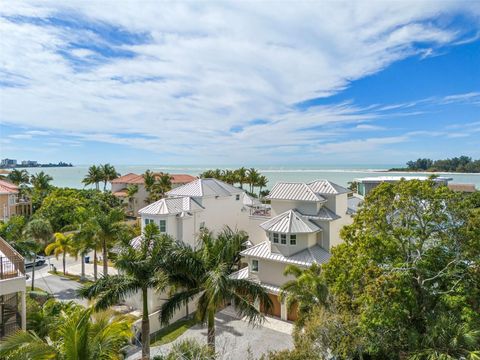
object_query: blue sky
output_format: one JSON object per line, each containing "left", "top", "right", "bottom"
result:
{"left": 0, "top": 2, "right": 479, "bottom": 166}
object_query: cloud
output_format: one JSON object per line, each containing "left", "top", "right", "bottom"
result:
{"left": 0, "top": 1, "right": 479, "bottom": 162}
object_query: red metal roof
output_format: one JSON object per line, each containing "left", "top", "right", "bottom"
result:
{"left": 0, "top": 180, "right": 19, "bottom": 194}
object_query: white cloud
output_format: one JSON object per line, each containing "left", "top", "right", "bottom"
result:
{"left": 0, "top": 1, "right": 479, "bottom": 162}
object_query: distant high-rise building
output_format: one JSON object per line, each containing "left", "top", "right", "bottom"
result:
{"left": 0, "top": 159, "right": 17, "bottom": 168}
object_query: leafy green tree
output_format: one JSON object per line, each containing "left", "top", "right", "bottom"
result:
{"left": 7, "top": 169, "right": 29, "bottom": 185}
{"left": 279, "top": 263, "right": 328, "bottom": 328}
{"left": 126, "top": 184, "right": 139, "bottom": 215}
{"left": 30, "top": 171, "right": 53, "bottom": 192}
{"left": 100, "top": 164, "right": 119, "bottom": 192}
{"left": 82, "top": 165, "right": 103, "bottom": 191}
{"left": 0, "top": 215, "right": 27, "bottom": 243}
{"left": 79, "top": 223, "right": 171, "bottom": 360}
{"left": 317, "top": 179, "right": 480, "bottom": 359}
{"left": 93, "top": 207, "right": 126, "bottom": 276}
{"left": 24, "top": 218, "right": 53, "bottom": 290}
{"left": 45, "top": 232, "right": 74, "bottom": 275}
{"left": 235, "top": 167, "right": 248, "bottom": 189}
{"left": 0, "top": 305, "right": 132, "bottom": 359}
{"left": 161, "top": 228, "right": 271, "bottom": 351}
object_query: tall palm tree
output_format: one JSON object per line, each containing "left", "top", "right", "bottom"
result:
{"left": 24, "top": 218, "right": 53, "bottom": 290}
{"left": 71, "top": 208, "right": 97, "bottom": 281}
{"left": 126, "top": 184, "right": 139, "bottom": 215}
{"left": 150, "top": 173, "right": 172, "bottom": 201}
{"left": 94, "top": 208, "right": 126, "bottom": 276}
{"left": 0, "top": 306, "right": 132, "bottom": 359}
{"left": 30, "top": 171, "right": 53, "bottom": 191}
{"left": 257, "top": 175, "right": 268, "bottom": 198}
{"left": 221, "top": 169, "right": 236, "bottom": 184}
{"left": 79, "top": 223, "right": 171, "bottom": 360}
{"left": 82, "top": 165, "right": 103, "bottom": 191}
{"left": 100, "top": 164, "right": 119, "bottom": 192}
{"left": 7, "top": 169, "right": 29, "bottom": 185}
{"left": 279, "top": 263, "right": 328, "bottom": 327}
{"left": 45, "top": 232, "right": 74, "bottom": 275}
{"left": 161, "top": 228, "right": 272, "bottom": 351}
{"left": 143, "top": 170, "right": 156, "bottom": 203}
{"left": 235, "top": 167, "right": 248, "bottom": 189}
{"left": 247, "top": 168, "right": 260, "bottom": 193}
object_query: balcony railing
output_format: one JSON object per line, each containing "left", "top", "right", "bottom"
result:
{"left": 249, "top": 206, "right": 271, "bottom": 218}
{"left": 0, "top": 237, "right": 24, "bottom": 280}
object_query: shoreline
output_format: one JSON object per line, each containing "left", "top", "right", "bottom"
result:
{"left": 385, "top": 170, "right": 480, "bottom": 176}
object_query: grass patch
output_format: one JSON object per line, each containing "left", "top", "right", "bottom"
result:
{"left": 48, "top": 271, "right": 94, "bottom": 285}
{"left": 150, "top": 318, "right": 197, "bottom": 346}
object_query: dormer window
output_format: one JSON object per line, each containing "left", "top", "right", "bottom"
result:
{"left": 272, "top": 233, "right": 279, "bottom": 244}
{"left": 290, "top": 234, "right": 297, "bottom": 245}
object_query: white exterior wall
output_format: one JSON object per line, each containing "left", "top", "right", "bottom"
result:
{"left": 0, "top": 276, "right": 26, "bottom": 296}
{"left": 246, "top": 257, "right": 298, "bottom": 287}
{"left": 270, "top": 232, "right": 317, "bottom": 257}
{"left": 270, "top": 200, "right": 318, "bottom": 216}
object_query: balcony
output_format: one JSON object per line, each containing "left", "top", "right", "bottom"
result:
{"left": 0, "top": 237, "right": 24, "bottom": 280}
{"left": 249, "top": 205, "right": 271, "bottom": 218}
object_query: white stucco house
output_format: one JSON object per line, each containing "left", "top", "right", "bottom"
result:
{"left": 232, "top": 180, "right": 354, "bottom": 321}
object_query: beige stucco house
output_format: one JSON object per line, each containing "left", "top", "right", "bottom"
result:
{"left": 0, "top": 180, "right": 31, "bottom": 221}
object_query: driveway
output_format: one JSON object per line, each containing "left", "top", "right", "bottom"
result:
{"left": 128, "top": 310, "right": 294, "bottom": 360}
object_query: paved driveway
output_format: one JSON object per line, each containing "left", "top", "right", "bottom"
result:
{"left": 128, "top": 310, "right": 294, "bottom": 360}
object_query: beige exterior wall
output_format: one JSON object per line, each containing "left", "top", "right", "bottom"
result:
{"left": 270, "top": 232, "right": 317, "bottom": 257}
{"left": 270, "top": 199, "right": 318, "bottom": 216}
{"left": 0, "top": 194, "right": 17, "bottom": 221}
{"left": 246, "top": 256, "right": 298, "bottom": 287}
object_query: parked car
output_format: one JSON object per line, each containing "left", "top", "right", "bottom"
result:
{"left": 25, "top": 255, "right": 46, "bottom": 268}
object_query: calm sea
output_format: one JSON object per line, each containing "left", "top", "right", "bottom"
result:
{"left": 13, "top": 164, "right": 480, "bottom": 190}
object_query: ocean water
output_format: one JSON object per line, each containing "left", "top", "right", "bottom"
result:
{"left": 13, "top": 164, "right": 480, "bottom": 190}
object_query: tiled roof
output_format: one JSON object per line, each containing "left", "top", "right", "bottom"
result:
{"left": 260, "top": 209, "right": 321, "bottom": 233}
{"left": 266, "top": 182, "right": 326, "bottom": 202}
{"left": 139, "top": 196, "right": 203, "bottom": 215}
{"left": 0, "top": 180, "right": 18, "bottom": 194}
{"left": 307, "top": 179, "right": 350, "bottom": 194}
{"left": 111, "top": 173, "right": 197, "bottom": 185}
{"left": 448, "top": 183, "right": 477, "bottom": 192}
{"left": 112, "top": 189, "right": 128, "bottom": 197}
{"left": 167, "top": 178, "right": 243, "bottom": 197}
{"left": 240, "top": 241, "right": 331, "bottom": 266}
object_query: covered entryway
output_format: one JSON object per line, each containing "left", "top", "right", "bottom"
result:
{"left": 260, "top": 293, "right": 281, "bottom": 318}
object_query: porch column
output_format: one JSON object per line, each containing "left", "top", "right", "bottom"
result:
{"left": 20, "top": 290, "right": 26, "bottom": 330}
{"left": 280, "top": 298, "right": 287, "bottom": 321}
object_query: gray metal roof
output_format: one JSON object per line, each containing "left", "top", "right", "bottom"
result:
{"left": 139, "top": 196, "right": 203, "bottom": 215}
{"left": 347, "top": 195, "right": 363, "bottom": 214}
{"left": 266, "top": 182, "right": 326, "bottom": 202}
{"left": 307, "top": 179, "right": 350, "bottom": 195}
{"left": 260, "top": 209, "right": 321, "bottom": 233}
{"left": 240, "top": 241, "right": 331, "bottom": 266}
{"left": 302, "top": 207, "right": 340, "bottom": 221}
{"left": 167, "top": 178, "right": 243, "bottom": 197}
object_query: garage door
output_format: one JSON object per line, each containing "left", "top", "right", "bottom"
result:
{"left": 260, "top": 293, "right": 281, "bottom": 318}
{"left": 287, "top": 302, "right": 298, "bottom": 321}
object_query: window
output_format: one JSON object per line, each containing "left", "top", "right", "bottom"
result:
{"left": 199, "top": 221, "right": 206, "bottom": 230}
{"left": 251, "top": 259, "right": 259, "bottom": 272}
{"left": 290, "top": 234, "right": 297, "bottom": 245}
{"left": 144, "top": 218, "right": 153, "bottom": 225}
{"left": 159, "top": 220, "right": 166, "bottom": 233}
{"left": 235, "top": 194, "right": 240, "bottom": 201}
{"left": 281, "top": 234, "right": 287, "bottom": 244}
{"left": 273, "top": 233, "right": 279, "bottom": 244}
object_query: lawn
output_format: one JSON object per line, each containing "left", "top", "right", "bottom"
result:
{"left": 48, "top": 271, "right": 94, "bottom": 285}
{"left": 150, "top": 318, "right": 197, "bottom": 346}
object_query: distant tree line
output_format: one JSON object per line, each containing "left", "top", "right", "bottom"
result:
{"left": 390, "top": 156, "right": 480, "bottom": 173}
{"left": 199, "top": 167, "right": 268, "bottom": 198}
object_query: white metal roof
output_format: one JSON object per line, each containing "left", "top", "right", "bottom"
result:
{"left": 308, "top": 179, "right": 350, "bottom": 194}
{"left": 266, "top": 182, "right": 326, "bottom": 202}
{"left": 355, "top": 176, "right": 452, "bottom": 182}
{"left": 243, "top": 193, "right": 262, "bottom": 207}
{"left": 240, "top": 241, "right": 331, "bottom": 266}
{"left": 167, "top": 178, "right": 243, "bottom": 197}
{"left": 138, "top": 196, "right": 203, "bottom": 215}
{"left": 302, "top": 207, "right": 340, "bottom": 221}
{"left": 260, "top": 209, "right": 321, "bottom": 233}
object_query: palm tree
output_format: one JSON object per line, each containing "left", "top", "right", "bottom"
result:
{"left": 161, "top": 227, "right": 272, "bottom": 351}
{"left": 71, "top": 208, "right": 97, "bottom": 281}
{"left": 235, "top": 167, "right": 248, "bottom": 189}
{"left": 0, "top": 306, "right": 132, "bottom": 359}
{"left": 247, "top": 168, "right": 260, "bottom": 193}
{"left": 257, "top": 175, "right": 268, "bottom": 198}
{"left": 94, "top": 208, "right": 126, "bottom": 276}
{"left": 100, "top": 164, "right": 119, "bottom": 192}
{"left": 7, "top": 169, "right": 29, "bottom": 185}
{"left": 221, "top": 169, "right": 236, "bottom": 184}
{"left": 79, "top": 223, "right": 171, "bottom": 360}
{"left": 143, "top": 170, "right": 156, "bottom": 203}
{"left": 150, "top": 173, "right": 172, "bottom": 201}
{"left": 126, "top": 184, "right": 139, "bottom": 215}
{"left": 30, "top": 171, "right": 53, "bottom": 191}
{"left": 82, "top": 165, "right": 103, "bottom": 191}
{"left": 45, "top": 232, "right": 74, "bottom": 275}
{"left": 24, "top": 218, "right": 53, "bottom": 290}
{"left": 279, "top": 263, "right": 328, "bottom": 327}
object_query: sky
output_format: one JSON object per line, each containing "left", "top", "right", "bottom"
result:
{"left": 0, "top": 1, "right": 479, "bottom": 166}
